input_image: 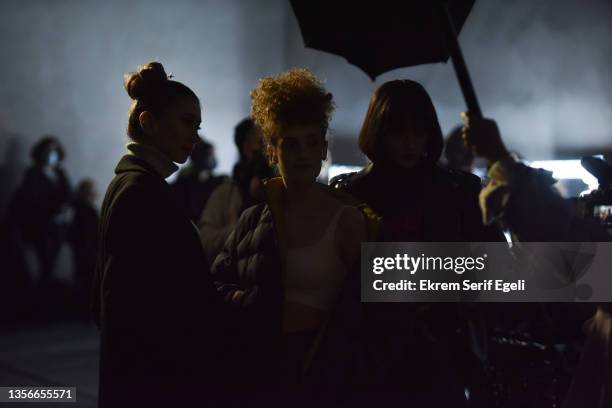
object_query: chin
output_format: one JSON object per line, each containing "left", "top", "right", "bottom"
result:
{"left": 171, "top": 152, "right": 190, "bottom": 164}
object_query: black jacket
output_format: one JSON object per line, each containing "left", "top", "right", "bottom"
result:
{"left": 92, "top": 155, "right": 228, "bottom": 407}
{"left": 331, "top": 163, "right": 504, "bottom": 404}
{"left": 330, "top": 162, "right": 505, "bottom": 242}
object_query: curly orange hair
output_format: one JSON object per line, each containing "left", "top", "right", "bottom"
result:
{"left": 250, "top": 68, "right": 334, "bottom": 145}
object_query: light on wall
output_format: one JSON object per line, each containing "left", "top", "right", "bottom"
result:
{"left": 329, "top": 159, "right": 601, "bottom": 197}
{"left": 529, "top": 159, "right": 600, "bottom": 194}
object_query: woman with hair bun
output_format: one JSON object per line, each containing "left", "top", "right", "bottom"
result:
{"left": 93, "top": 61, "right": 228, "bottom": 407}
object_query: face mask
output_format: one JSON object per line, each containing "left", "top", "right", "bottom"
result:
{"left": 47, "top": 150, "right": 60, "bottom": 166}
{"left": 203, "top": 157, "right": 217, "bottom": 171}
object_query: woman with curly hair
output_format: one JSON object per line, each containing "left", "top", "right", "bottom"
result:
{"left": 211, "top": 69, "right": 378, "bottom": 394}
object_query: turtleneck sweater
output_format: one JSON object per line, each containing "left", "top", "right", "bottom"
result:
{"left": 126, "top": 142, "right": 178, "bottom": 179}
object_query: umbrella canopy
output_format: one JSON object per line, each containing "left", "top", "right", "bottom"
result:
{"left": 290, "top": 0, "right": 482, "bottom": 117}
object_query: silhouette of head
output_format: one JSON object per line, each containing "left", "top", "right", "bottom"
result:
{"left": 31, "top": 135, "right": 65, "bottom": 168}
{"left": 359, "top": 80, "right": 443, "bottom": 169}
{"left": 250, "top": 68, "right": 333, "bottom": 184}
{"left": 75, "top": 178, "right": 98, "bottom": 205}
{"left": 190, "top": 138, "right": 217, "bottom": 171}
{"left": 125, "top": 61, "right": 200, "bottom": 164}
{"left": 234, "top": 118, "right": 263, "bottom": 163}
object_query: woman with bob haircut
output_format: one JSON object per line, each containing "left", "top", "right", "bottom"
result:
{"left": 211, "top": 68, "right": 380, "bottom": 393}
{"left": 332, "top": 79, "right": 503, "bottom": 242}
{"left": 330, "top": 79, "right": 505, "bottom": 404}
{"left": 92, "top": 61, "right": 229, "bottom": 407}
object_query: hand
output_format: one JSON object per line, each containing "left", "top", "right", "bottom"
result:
{"left": 231, "top": 290, "right": 245, "bottom": 304}
{"left": 461, "top": 112, "right": 510, "bottom": 165}
{"left": 584, "top": 306, "right": 612, "bottom": 343}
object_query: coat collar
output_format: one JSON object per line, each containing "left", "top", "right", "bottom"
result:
{"left": 115, "top": 154, "right": 165, "bottom": 180}
{"left": 125, "top": 142, "right": 178, "bottom": 179}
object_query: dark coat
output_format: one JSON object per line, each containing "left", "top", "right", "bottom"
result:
{"left": 11, "top": 165, "right": 72, "bottom": 284}
{"left": 68, "top": 199, "right": 98, "bottom": 300}
{"left": 17, "top": 165, "right": 72, "bottom": 242}
{"left": 92, "top": 155, "right": 229, "bottom": 407}
{"left": 330, "top": 163, "right": 504, "bottom": 404}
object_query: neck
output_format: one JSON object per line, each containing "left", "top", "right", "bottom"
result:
{"left": 283, "top": 179, "right": 321, "bottom": 212}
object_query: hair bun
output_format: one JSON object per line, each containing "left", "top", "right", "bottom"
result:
{"left": 124, "top": 61, "right": 169, "bottom": 100}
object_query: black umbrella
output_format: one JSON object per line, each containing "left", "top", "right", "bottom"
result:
{"left": 289, "top": 0, "right": 483, "bottom": 118}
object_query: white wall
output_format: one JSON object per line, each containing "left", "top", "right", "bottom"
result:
{"left": 1, "top": 0, "right": 611, "bottom": 216}
{"left": 283, "top": 0, "right": 612, "bottom": 164}
{"left": 0, "top": 0, "right": 285, "bottom": 213}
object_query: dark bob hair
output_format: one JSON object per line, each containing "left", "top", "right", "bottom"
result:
{"left": 358, "top": 79, "right": 444, "bottom": 164}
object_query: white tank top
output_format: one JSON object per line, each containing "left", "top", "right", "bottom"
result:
{"left": 284, "top": 205, "right": 348, "bottom": 311}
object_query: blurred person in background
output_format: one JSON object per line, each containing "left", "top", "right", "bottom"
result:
{"left": 171, "top": 137, "right": 226, "bottom": 223}
{"left": 68, "top": 178, "right": 99, "bottom": 313}
{"left": 14, "top": 136, "right": 72, "bottom": 288}
{"left": 197, "top": 118, "right": 273, "bottom": 269}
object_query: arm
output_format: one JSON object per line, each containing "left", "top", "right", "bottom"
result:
{"left": 458, "top": 173, "right": 507, "bottom": 242}
{"left": 104, "top": 181, "right": 221, "bottom": 327}
{"left": 209, "top": 204, "right": 264, "bottom": 310}
{"left": 462, "top": 114, "right": 610, "bottom": 242}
